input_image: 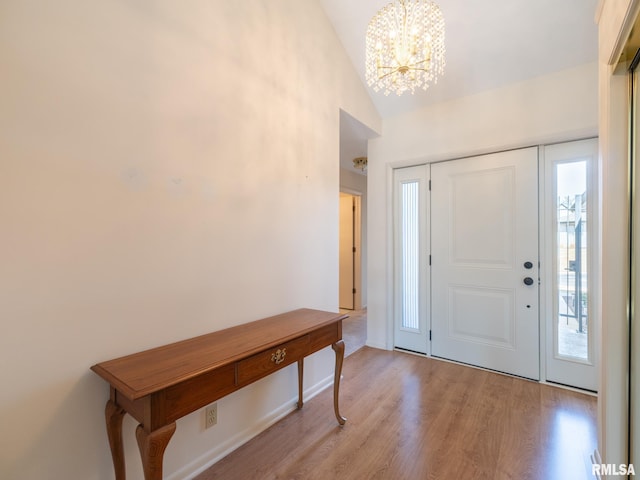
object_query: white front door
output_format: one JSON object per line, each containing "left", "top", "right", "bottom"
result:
{"left": 431, "top": 148, "right": 540, "bottom": 380}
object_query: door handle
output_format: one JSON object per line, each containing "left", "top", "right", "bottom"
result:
{"left": 523, "top": 277, "right": 534, "bottom": 286}
{"left": 524, "top": 261, "right": 533, "bottom": 269}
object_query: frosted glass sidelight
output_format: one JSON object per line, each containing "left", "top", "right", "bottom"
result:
{"left": 401, "top": 181, "right": 420, "bottom": 331}
{"left": 393, "top": 165, "right": 429, "bottom": 354}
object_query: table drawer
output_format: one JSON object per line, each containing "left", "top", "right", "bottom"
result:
{"left": 236, "top": 334, "right": 310, "bottom": 386}
{"left": 163, "top": 363, "right": 237, "bottom": 424}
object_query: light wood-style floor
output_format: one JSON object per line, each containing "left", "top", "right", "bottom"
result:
{"left": 196, "top": 347, "right": 597, "bottom": 480}
{"left": 340, "top": 308, "right": 367, "bottom": 357}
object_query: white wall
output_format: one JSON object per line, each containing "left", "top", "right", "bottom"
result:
{"left": 366, "top": 62, "right": 598, "bottom": 349}
{"left": 596, "top": 0, "right": 638, "bottom": 469}
{"left": 0, "top": 1, "right": 380, "bottom": 479}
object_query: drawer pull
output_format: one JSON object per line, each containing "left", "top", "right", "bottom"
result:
{"left": 271, "top": 348, "right": 287, "bottom": 365}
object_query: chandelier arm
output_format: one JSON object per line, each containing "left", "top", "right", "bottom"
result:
{"left": 407, "top": 58, "right": 431, "bottom": 68}
{"left": 378, "top": 68, "right": 403, "bottom": 80}
{"left": 377, "top": 65, "right": 403, "bottom": 71}
{"left": 382, "top": 57, "right": 439, "bottom": 74}
{"left": 377, "top": 63, "right": 430, "bottom": 74}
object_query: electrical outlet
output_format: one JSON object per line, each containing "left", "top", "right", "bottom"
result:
{"left": 205, "top": 403, "right": 217, "bottom": 429}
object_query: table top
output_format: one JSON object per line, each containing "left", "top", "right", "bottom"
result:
{"left": 91, "top": 308, "right": 347, "bottom": 400}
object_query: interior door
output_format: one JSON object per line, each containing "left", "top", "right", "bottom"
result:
{"left": 339, "top": 193, "right": 355, "bottom": 310}
{"left": 431, "top": 148, "right": 539, "bottom": 380}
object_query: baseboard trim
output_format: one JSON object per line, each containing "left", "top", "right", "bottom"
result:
{"left": 166, "top": 374, "right": 335, "bottom": 480}
{"left": 365, "top": 340, "right": 388, "bottom": 350}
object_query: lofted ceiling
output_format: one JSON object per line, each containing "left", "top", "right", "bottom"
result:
{"left": 322, "top": 0, "right": 599, "bottom": 175}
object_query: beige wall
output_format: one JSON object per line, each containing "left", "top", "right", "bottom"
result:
{"left": 0, "top": 1, "right": 380, "bottom": 479}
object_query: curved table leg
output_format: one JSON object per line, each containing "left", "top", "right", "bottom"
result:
{"left": 105, "top": 400, "right": 127, "bottom": 480}
{"left": 135, "top": 423, "right": 176, "bottom": 480}
{"left": 331, "top": 340, "right": 347, "bottom": 425}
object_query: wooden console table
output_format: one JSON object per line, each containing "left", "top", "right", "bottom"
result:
{"left": 91, "top": 308, "right": 348, "bottom": 480}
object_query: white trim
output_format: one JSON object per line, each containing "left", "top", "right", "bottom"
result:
{"left": 608, "top": 0, "right": 640, "bottom": 66}
{"left": 539, "top": 149, "right": 548, "bottom": 383}
{"left": 385, "top": 162, "right": 395, "bottom": 350}
{"left": 381, "top": 137, "right": 597, "bottom": 171}
{"left": 365, "top": 339, "right": 388, "bottom": 350}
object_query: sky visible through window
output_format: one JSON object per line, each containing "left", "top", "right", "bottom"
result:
{"left": 557, "top": 161, "right": 586, "bottom": 198}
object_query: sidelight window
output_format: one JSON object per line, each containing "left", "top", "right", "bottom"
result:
{"left": 554, "top": 160, "right": 589, "bottom": 361}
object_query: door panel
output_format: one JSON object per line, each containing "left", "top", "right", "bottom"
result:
{"left": 449, "top": 167, "right": 515, "bottom": 267}
{"left": 431, "top": 148, "right": 539, "bottom": 380}
{"left": 449, "top": 286, "right": 515, "bottom": 349}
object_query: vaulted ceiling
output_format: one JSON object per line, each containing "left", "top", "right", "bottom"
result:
{"left": 322, "top": 0, "right": 599, "bottom": 175}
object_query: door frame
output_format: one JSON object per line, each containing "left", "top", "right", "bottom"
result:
{"left": 392, "top": 165, "right": 430, "bottom": 354}
{"left": 389, "top": 140, "right": 599, "bottom": 391}
{"left": 539, "top": 138, "right": 599, "bottom": 392}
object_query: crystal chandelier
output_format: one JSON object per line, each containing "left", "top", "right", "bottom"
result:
{"left": 366, "top": 0, "right": 446, "bottom": 96}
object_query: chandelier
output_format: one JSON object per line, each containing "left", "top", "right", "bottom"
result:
{"left": 365, "top": 0, "right": 446, "bottom": 96}
{"left": 353, "top": 157, "right": 368, "bottom": 171}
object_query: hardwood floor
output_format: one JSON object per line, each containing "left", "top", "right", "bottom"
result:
{"left": 195, "top": 347, "right": 597, "bottom": 480}
{"left": 341, "top": 308, "right": 367, "bottom": 357}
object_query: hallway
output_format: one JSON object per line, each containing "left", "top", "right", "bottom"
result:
{"left": 341, "top": 308, "right": 367, "bottom": 357}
